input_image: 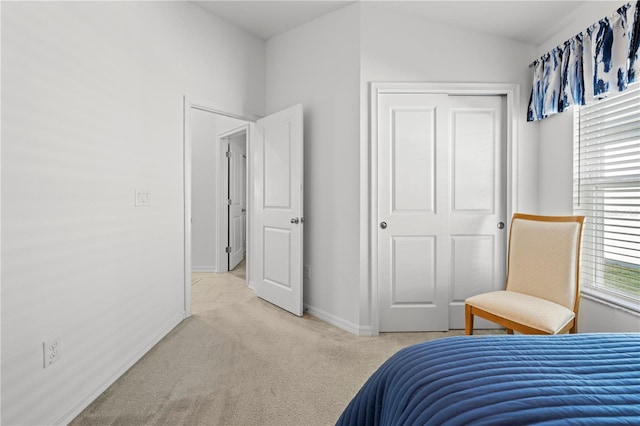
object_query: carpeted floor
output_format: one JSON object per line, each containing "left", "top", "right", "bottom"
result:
{"left": 71, "top": 270, "right": 502, "bottom": 425}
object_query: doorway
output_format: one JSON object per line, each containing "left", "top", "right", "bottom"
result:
{"left": 184, "top": 98, "right": 257, "bottom": 316}
{"left": 183, "top": 98, "right": 305, "bottom": 318}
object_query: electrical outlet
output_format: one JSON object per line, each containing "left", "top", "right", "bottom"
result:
{"left": 43, "top": 337, "right": 60, "bottom": 368}
{"left": 304, "top": 265, "right": 311, "bottom": 279}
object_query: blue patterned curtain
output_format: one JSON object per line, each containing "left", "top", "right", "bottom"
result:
{"left": 528, "top": 1, "right": 640, "bottom": 121}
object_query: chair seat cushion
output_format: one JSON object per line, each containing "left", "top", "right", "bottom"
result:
{"left": 466, "top": 291, "right": 575, "bottom": 334}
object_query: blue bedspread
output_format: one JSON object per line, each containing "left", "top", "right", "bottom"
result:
{"left": 337, "top": 334, "right": 640, "bottom": 425}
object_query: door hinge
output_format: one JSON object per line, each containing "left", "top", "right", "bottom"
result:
{"left": 225, "top": 151, "right": 232, "bottom": 158}
{"left": 225, "top": 246, "right": 231, "bottom": 254}
{"left": 227, "top": 199, "right": 232, "bottom": 205}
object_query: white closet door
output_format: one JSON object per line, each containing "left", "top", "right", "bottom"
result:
{"left": 377, "top": 93, "right": 506, "bottom": 331}
{"left": 378, "top": 93, "right": 450, "bottom": 331}
{"left": 448, "top": 95, "right": 506, "bottom": 329}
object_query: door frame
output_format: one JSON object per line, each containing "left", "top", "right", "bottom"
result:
{"left": 217, "top": 125, "right": 249, "bottom": 274}
{"left": 368, "top": 82, "right": 520, "bottom": 335}
{"left": 182, "top": 96, "right": 259, "bottom": 317}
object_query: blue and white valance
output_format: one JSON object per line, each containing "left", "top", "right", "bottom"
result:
{"left": 528, "top": 1, "right": 640, "bottom": 121}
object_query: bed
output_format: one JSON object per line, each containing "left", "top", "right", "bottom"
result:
{"left": 337, "top": 334, "right": 640, "bottom": 425}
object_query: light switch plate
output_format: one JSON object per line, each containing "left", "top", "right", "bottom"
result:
{"left": 135, "top": 189, "right": 151, "bottom": 207}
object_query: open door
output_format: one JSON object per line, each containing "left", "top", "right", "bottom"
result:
{"left": 252, "top": 105, "right": 304, "bottom": 316}
{"left": 228, "top": 137, "right": 246, "bottom": 270}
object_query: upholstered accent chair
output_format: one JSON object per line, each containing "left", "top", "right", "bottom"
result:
{"left": 465, "top": 213, "right": 585, "bottom": 335}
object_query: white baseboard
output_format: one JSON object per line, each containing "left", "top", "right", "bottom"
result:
{"left": 57, "top": 311, "right": 186, "bottom": 425}
{"left": 192, "top": 266, "right": 218, "bottom": 272}
{"left": 304, "top": 304, "right": 372, "bottom": 336}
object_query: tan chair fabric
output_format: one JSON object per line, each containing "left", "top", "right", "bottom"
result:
{"left": 465, "top": 213, "right": 584, "bottom": 335}
{"left": 465, "top": 291, "right": 575, "bottom": 334}
{"left": 506, "top": 218, "right": 581, "bottom": 310}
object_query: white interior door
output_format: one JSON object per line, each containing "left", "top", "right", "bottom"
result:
{"left": 252, "top": 105, "right": 304, "bottom": 316}
{"left": 377, "top": 93, "right": 506, "bottom": 332}
{"left": 242, "top": 154, "right": 247, "bottom": 254}
{"left": 378, "top": 93, "right": 450, "bottom": 331}
{"left": 448, "top": 95, "right": 506, "bottom": 329}
{"left": 228, "top": 137, "right": 246, "bottom": 270}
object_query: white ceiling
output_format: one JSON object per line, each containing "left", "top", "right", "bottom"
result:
{"left": 378, "top": 1, "right": 586, "bottom": 46}
{"left": 193, "top": 1, "right": 355, "bottom": 40}
{"left": 193, "top": 1, "right": 590, "bottom": 45}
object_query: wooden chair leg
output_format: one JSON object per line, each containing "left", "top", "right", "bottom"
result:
{"left": 465, "top": 304, "right": 474, "bottom": 335}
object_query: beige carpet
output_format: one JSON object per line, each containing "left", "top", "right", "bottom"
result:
{"left": 71, "top": 272, "right": 502, "bottom": 425}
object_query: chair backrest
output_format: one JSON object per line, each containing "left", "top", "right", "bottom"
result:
{"left": 505, "top": 213, "right": 585, "bottom": 311}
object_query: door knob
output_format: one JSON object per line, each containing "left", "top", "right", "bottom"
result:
{"left": 291, "top": 217, "right": 300, "bottom": 224}
{"left": 380, "top": 222, "right": 387, "bottom": 229}
{"left": 497, "top": 222, "right": 505, "bottom": 229}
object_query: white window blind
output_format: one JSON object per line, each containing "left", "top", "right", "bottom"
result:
{"left": 573, "top": 83, "right": 640, "bottom": 312}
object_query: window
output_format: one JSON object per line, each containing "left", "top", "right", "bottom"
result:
{"left": 573, "top": 83, "right": 640, "bottom": 312}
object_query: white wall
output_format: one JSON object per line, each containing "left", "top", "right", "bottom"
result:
{"left": 191, "top": 112, "right": 247, "bottom": 272}
{"left": 191, "top": 109, "right": 218, "bottom": 271}
{"left": 265, "top": 4, "right": 363, "bottom": 331}
{"left": 536, "top": 0, "right": 640, "bottom": 332}
{"left": 0, "top": 2, "right": 265, "bottom": 424}
{"left": 537, "top": 110, "right": 574, "bottom": 215}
